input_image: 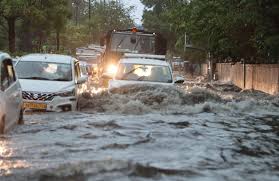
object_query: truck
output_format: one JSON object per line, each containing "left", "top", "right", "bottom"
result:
{"left": 99, "top": 27, "right": 167, "bottom": 85}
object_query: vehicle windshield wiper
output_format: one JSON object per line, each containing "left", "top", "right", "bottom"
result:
{"left": 51, "top": 78, "right": 71, "bottom": 81}
{"left": 137, "top": 76, "right": 146, "bottom": 81}
{"left": 121, "top": 66, "right": 144, "bottom": 80}
{"left": 20, "top": 76, "right": 52, "bottom": 80}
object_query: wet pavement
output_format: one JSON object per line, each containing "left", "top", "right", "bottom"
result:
{"left": 1, "top": 80, "right": 279, "bottom": 181}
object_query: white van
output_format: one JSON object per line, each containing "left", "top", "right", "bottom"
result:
{"left": 16, "top": 54, "right": 86, "bottom": 112}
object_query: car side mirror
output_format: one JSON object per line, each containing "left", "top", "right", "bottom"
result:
{"left": 174, "top": 76, "right": 184, "bottom": 84}
{"left": 102, "top": 72, "right": 113, "bottom": 79}
{"left": 77, "top": 76, "right": 87, "bottom": 84}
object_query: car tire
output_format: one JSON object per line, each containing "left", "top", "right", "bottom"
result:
{"left": 0, "top": 116, "right": 5, "bottom": 134}
{"left": 18, "top": 109, "right": 24, "bottom": 125}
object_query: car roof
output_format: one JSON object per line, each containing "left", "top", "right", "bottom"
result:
{"left": 120, "top": 58, "right": 170, "bottom": 66}
{"left": 123, "top": 53, "right": 165, "bottom": 60}
{"left": 0, "top": 51, "right": 11, "bottom": 62}
{"left": 19, "top": 54, "right": 74, "bottom": 64}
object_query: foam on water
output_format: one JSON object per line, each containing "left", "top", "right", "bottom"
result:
{"left": 79, "top": 84, "right": 279, "bottom": 116}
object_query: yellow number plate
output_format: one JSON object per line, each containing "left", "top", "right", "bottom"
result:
{"left": 23, "top": 102, "right": 47, "bottom": 110}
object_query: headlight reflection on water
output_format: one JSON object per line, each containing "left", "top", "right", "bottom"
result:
{"left": 0, "top": 140, "right": 29, "bottom": 176}
{"left": 90, "top": 87, "right": 106, "bottom": 95}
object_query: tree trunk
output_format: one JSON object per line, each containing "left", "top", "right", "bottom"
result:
{"left": 7, "top": 17, "right": 16, "bottom": 53}
{"left": 19, "top": 19, "right": 33, "bottom": 52}
{"left": 56, "top": 30, "right": 60, "bottom": 52}
{"left": 37, "top": 31, "right": 44, "bottom": 52}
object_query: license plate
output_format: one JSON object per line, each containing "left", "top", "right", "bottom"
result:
{"left": 23, "top": 102, "right": 47, "bottom": 110}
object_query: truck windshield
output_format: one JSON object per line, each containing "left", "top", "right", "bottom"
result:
{"left": 110, "top": 33, "right": 155, "bottom": 54}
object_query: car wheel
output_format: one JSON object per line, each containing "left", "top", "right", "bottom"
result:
{"left": 18, "top": 109, "right": 24, "bottom": 125}
{"left": 0, "top": 116, "right": 5, "bottom": 134}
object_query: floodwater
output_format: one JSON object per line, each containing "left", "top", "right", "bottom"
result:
{"left": 1, "top": 80, "right": 279, "bottom": 181}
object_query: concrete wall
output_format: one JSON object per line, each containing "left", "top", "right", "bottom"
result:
{"left": 216, "top": 63, "right": 279, "bottom": 95}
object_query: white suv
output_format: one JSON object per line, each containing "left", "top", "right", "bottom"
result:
{"left": 16, "top": 54, "right": 86, "bottom": 112}
{"left": 106, "top": 57, "right": 184, "bottom": 90}
{"left": 0, "top": 52, "right": 23, "bottom": 134}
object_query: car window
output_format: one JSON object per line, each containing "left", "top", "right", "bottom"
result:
{"left": 80, "top": 65, "right": 88, "bottom": 76}
{"left": 0, "top": 59, "right": 14, "bottom": 91}
{"left": 6, "top": 59, "right": 16, "bottom": 84}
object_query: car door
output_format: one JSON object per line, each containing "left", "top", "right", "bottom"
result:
{"left": 7, "top": 59, "right": 22, "bottom": 113}
{"left": 1, "top": 59, "right": 13, "bottom": 126}
{"left": 1, "top": 59, "right": 21, "bottom": 129}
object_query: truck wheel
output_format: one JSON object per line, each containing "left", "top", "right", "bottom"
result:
{"left": 18, "top": 109, "right": 24, "bottom": 125}
{"left": 0, "top": 116, "right": 5, "bottom": 134}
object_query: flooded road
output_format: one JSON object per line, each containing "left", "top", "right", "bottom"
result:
{"left": 1, "top": 81, "right": 279, "bottom": 181}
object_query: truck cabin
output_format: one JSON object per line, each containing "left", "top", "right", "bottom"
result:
{"left": 99, "top": 28, "right": 167, "bottom": 77}
{"left": 101, "top": 28, "right": 167, "bottom": 56}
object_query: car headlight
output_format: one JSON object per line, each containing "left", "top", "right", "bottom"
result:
{"left": 57, "top": 89, "right": 75, "bottom": 97}
{"left": 106, "top": 64, "right": 117, "bottom": 75}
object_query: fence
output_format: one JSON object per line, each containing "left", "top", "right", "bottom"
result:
{"left": 201, "top": 64, "right": 208, "bottom": 76}
{"left": 216, "top": 63, "right": 279, "bottom": 95}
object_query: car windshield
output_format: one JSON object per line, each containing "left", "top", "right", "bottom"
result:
{"left": 12, "top": 60, "right": 17, "bottom": 65}
{"left": 115, "top": 63, "right": 172, "bottom": 83}
{"left": 16, "top": 61, "right": 72, "bottom": 81}
{"left": 110, "top": 33, "right": 155, "bottom": 54}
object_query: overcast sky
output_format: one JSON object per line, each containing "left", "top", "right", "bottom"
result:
{"left": 121, "top": 0, "right": 144, "bottom": 25}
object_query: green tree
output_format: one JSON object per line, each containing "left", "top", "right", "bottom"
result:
{"left": 0, "top": 16, "right": 8, "bottom": 50}
{"left": 50, "top": 0, "right": 71, "bottom": 51}
{"left": 0, "top": 0, "right": 70, "bottom": 53}
{"left": 141, "top": 0, "right": 279, "bottom": 63}
{"left": 0, "top": 0, "right": 25, "bottom": 53}
{"left": 88, "top": 1, "right": 134, "bottom": 42}
{"left": 0, "top": 0, "right": 134, "bottom": 54}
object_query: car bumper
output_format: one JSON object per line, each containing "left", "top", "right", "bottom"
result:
{"left": 108, "top": 80, "right": 174, "bottom": 90}
{"left": 23, "top": 96, "right": 77, "bottom": 112}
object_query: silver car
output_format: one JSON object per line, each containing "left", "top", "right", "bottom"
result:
{"left": 0, "top": 52, "right": 23, "bottom": 134}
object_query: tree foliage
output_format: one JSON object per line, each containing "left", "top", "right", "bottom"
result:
{"left": 88, "top": 1, "right": 134, "bottom": 42}
{"left": 0, "top": 0, "right": 71, "bottom": 53}
{"left": 0, "top": 0, "right": 134, "bottom": 55}
{"left": 141, "top": 0, "right": 279, "bottom": 63}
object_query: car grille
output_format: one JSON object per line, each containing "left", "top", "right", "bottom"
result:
{"left": 22, "top": 91, "right": 56, "bottom": 101}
